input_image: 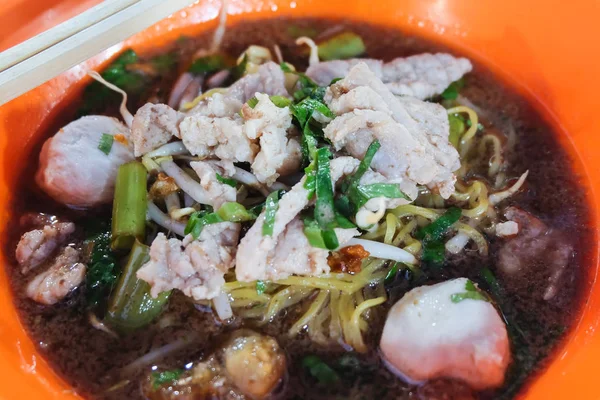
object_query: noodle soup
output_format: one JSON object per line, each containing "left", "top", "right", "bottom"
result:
{"left": 4, "top": 16, "right": 591, "bottom": 400}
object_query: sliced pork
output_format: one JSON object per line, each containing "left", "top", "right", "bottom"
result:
{"left": 189, "top": 160, "right": 237, "bottom": 209}
{"left": 235, "top": 157, "right": 360, "bottom": 282}
{"left": 25, "top": 246, "right": 86, "bottom": 305}
{"left": 16, "top": 222, "right": 75, "bottom": 274}
{"left": 187, "top": 62, "right": 289, "bottom": 118}
{"left": 380, "top": 278, "right": 510, "bottom": 390}
{"left": 323, "top": 62, "right": 460, "bottom": 198}
{"left": 242, "top": 93, "right": 302, "bottom": 185}
{"left": 306, "top": 53, "right": 472, "bottom": 100}
{"left": 36, "top": 116, "right": 135, "bottom": 208}
{"left": 137, "top": 222, "right": 240, "bottom": 300}
{"left": 131, "top": 103, "right": 184, "bottom": 157}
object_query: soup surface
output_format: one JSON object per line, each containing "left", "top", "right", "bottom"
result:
{"left": 3, "top": 17, "right": 593, "bottom": 400}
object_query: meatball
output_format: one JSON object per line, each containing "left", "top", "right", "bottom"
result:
{"left": 36, "top": 115, "right": 134, "bottom": 208}
{"left": 146, "top": 330, "right": 286, "bottom": 400}
{"left": 222, "top": 330, "right": 287, "bottom": 398}
{"left": 380, "top": 278, "right": 510, "bottom": 390}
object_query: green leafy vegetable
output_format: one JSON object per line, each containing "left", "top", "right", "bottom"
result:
{"left": 262, "top": 190, "right": 281, "bottom": 236}
{"left": 246, "top": 95, "right": 291, "bottom": 110}
{"left": 106, "top": 241, "right": 171, "bottom": 333}
{"left": 417, "top": 207, "right": 462, "bottom": 266}
{"left": 97, "top": 133, "right": 114, "bottom": 155}
{"left": 216, "top": 202, "right": 259, "bottom": 222}
{"left": 314, "top": 147, "right": 336, "bottom": 229}
{"left": 79, "top": 49, "right": 143, "bottom": 115}
{"left": 85, "top": 229, "right": 119, "bottom": 308}
{"left": 441, "top": 78, "right": 465, "bottom": 100}
{"left": 269, "top": 95, "right": 292, "bottom": 108}
{"left": 287, "top": 25, "right": 318, "bottom": 38}
{"left": 246, "top": 96, "right": 259, "bottom": 109}
{"left": 385, "top": 262, "right": 400, "bottom": 281}
{"left": 188, "top": 53, "right": 231, "bottom": 75}
{"left": 341, "top": 140, "right": 380, "bottom": 194}
{"left": 448, "top": 114, "right": 465, "bottom": 148}
{"left": 349, "top": 183, "right": 409, "bottom": 209}
{"left": 151, "top": 369, "right": 184, "bottom": 390}
{"left": 415, "top": 207, "right": 462, "bottom": 242}
{"left": 111, "top": 162, "right": 148, "bottom": 250}
{"left": 256, "top": 280, "right": 267, "bottom": 295}
{"left": 216, "top": 173, "right": 237, "bottom": 187}
{"left": 231, "top": 54, "right": 248, "bottom": 81}
{"left": 185, "top": 211, "right": 223, "bottom": 240}
{"left": 421, "top": 240, "right": 446, "bottom": 264}
{"left": 151, "top": 53, "right": 177, "bottom": 74}
{"left": 281, "top": 62, "right": 326, "bottom": 102}
{"left": 481, "top": 267, "right": 502, "bottom": 297}
{"left": 450, "top": 279, "right": 489, "bottom": 303}
{"left": 330, "top": 77, "right": 343, "bottom": 85}
{"left": 302, "top": 217, "right": 328, "bottom": 249}
{"left": 317, "top": 32, "right": 366, "bottom": 61}
{"left": 302, "top": 355, "right": 340, "bottom": 384}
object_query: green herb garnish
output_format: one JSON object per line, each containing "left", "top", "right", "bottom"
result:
{"left": 256, "top": 280, "right": 267, "bottom": 295}
{"left": 302, "top": 355, "right": 340, "bottom": 384}
{"left": 441, "top": 78, "right": 465, "bottom": 100}
{"left": 451, "top": 279, "right": 489, "bottom": 303}
{"left": 318, "top": 32, "right": 366, "bottom": 61}
{"left": 85, "top": 228, "right": 119, "bottom": 307}
{"left": 262, "top": 190, "right": 281, "bottom": 236}
{"left": 215, "top": 173, "right": 237, "bottom": 187}
{"left": 98, "top": 133, "right": 114, "bottom": 155}
{"left": 151, "top": 369, "right": 184, "bottom": 390}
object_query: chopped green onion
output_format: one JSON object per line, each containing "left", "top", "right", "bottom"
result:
{"left": 303, "top": 217, "right": 328, "bottom": 249}
{"left": 302, "top": 355, "right": 340, "bottom": 384}
{"left": 231, "top": 54, "right": 248, "bottom": 80}
{"left": 341, "top": 140, "right": 381, "bottom": 192}
{"left": 450, "top": 279, "right": 489, "bottom": 303}
{"left": 269, "top": 95, "right": 292, "bottom": 108}
{"left": 318, "top": 32, "right": 366, "bottom": 61}
{"left": 441, "top": 78, "right": 465, "bottom": 100}
{"left": 481, "top": 267, "right": 502, "bottom": 296}
{"left": 111, "top": 162, "right": 148, "bottom": 250}
{"left": 188, "top": 53, "right": 231, "bottom": 75}
{"left": 246, "top": 95, "right": 291, "bottom": 110}
{"left": 415, "top": 207, "right": 462, "bottom": 242}
{"left": 256, "top": 280, "right": 267, "bottom": 295}
{"left": 385, "top": 262, "right": 400, "bottom": 281}
{"left": 448, "top": 114, "right": 465, "bottom": 148}
{"left": 106, "top": 240, "right": 171, "bottom": 333}
{"left": 98, "top": 133, "right": 114, "bottom": 155}
{"left": 216, "top": 202, "right": 258, "bottom": 222}
{"left": 246, "top": 96, "right": 259, "bottom": 109}
{"left": 281, "top": 62, "right": 326, "bottom": 102}
{"left": 151, "top": 369, "right": 184, "bottom": 390}
{"left": 185, "top": 211, "right": 224, "bottom": 240}
{"left": 321, "top": 229, "right": 339, "bottom": 249}
{"left": 314, "top": 147, "right": 336, "bottom": 229}
{"left": 350, "top": 183, "right": 409, "bottom": 209}
{"left": 262, "top": 191, "right": 281, "bottom": 236}
{"left": 216, "top": 173, "right": 237, "bottom": 187}
{"left": 421, "top": 240, "right": 446, "bottom": 264}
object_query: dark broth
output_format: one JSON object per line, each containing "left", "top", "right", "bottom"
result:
{"left": 2, "top": 17, "right": 593, "bottom": 400}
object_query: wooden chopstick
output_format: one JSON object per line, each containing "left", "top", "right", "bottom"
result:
{"left": 0, "top": 0, "right": 199, "bottom": 106}
{"left": 0, "top": 0, "right": 141, "bottom": 72}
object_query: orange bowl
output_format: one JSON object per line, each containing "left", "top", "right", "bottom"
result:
{"left": 0, "top": 0, "right": 599, "bottom": 398}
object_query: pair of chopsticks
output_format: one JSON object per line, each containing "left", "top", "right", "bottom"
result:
{"left": 0, "top": 0, "right": 199, "bottom": 106}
